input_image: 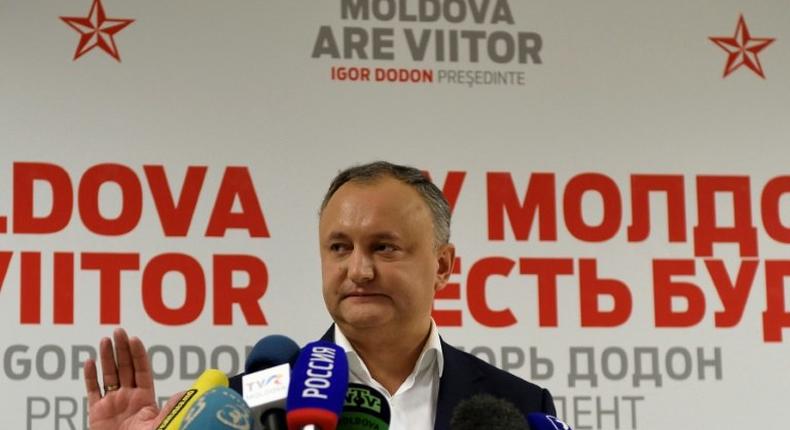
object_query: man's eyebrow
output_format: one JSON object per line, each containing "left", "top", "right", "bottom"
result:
{"left": 370, "top": 232, "right": 401, "bottom": 241}
{"left": 324, "top": 231, "right": 402, "bottom": 241}
{"left": 326, "top": 232, "right": 349, "bottom": 241}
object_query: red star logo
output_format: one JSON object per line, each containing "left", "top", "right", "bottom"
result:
{"left": 709, "top": 15, "right": 775, "bottom": 79}
{"left": 60, "top": 0, "right": 134, "bottom": 62}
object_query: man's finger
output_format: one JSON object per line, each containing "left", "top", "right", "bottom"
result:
{"left": 99, "top": 337, "right": 119, "bottom": 391}
{"left": 130, "top": 335, "right": 155, "bottom": 391}
{"left": 83, "top": 359, "right": 102, "bottom": 406}
{"left": 113, "top": 328, "right": 135, "bottom": 387}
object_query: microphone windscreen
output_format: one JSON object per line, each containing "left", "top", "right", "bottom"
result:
{"left": 245, "top": 334, "right": 301, "bottom": 372}
{"left": 449, "top": 393, "right": 528, "bottom": 430}
{"left": 286, "top": 341, "right": 349, "bottom": 430}
{"left": 337, "top": 383, "right": 390, "bottom": 430}
{"left": 179, "top": 386, "right": 253, "bottom": 430}
{"left": 526, "top": 413, "right": 573, "bottom": 430}
{"left": 157, "top": 369, "right": 229, "bottom": 430}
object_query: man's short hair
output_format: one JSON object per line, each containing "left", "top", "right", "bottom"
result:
{"left": 320, "top": 161, "right": 451, "bottom": 247}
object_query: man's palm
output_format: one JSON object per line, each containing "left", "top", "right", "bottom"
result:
{"left": 84, "top": 329, "right": 178, "bottom": 430}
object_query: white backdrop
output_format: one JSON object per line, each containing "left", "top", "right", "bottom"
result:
{"left": 2, "top": 0, "right": 790, "bottom": 429}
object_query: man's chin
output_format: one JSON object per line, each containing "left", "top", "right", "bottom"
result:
{"left": 337, "top": 310, "right": 392, "bottom": 330}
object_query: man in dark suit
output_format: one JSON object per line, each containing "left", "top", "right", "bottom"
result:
{"left": 316, "top": 161, "right": 554, "bottom": 430}
{"left": 83, "top": 161, "right": 554, "bottom": 430}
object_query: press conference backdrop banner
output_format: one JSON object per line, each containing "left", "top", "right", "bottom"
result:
{"left": 1, "top": 0, "right": 789, "bottom": 429}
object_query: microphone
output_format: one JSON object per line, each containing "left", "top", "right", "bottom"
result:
{"left": 526, "top": 413, "right": 573, "bottom": 430}
{"left": 286, "top": 341, "right": 349, "bottom": 430}
{"left": 156, "top": 369, "right": 229, "bottom": 430}
{"left": 236, "top": 335, "right": 300, "bottom": 430}
{"left": 244, "top": 362, "right": 291, "bottom": 430}
{"left": 337, "top": 383, "right": 390, "bottom": 430}
{"left": 231, "top": 334, "right": 301, "bottom": 394}
{"left": 246, "top": 335, "right": 301, "bottom": 372}
{"left": 449, "top": 394, "right": 528, "bottom": 430}
{"left": 179, "top": 386, "right": 253, "bottom": 429}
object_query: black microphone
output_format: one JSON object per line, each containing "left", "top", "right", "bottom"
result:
{"left": 233, "top": 335, "right": 300, "bottom": 430}
{"left": 449, "top": 394, "right": 528, "bottom": 430}
{"left": 337, "top": 383, "right": 391, "bottom": 430}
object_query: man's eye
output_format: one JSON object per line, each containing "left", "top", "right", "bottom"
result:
{"left": 329, "top": 243, "right": 349, "bottom": 252}
{"left": 375, "top": 244, "right": 397, "bottom": 253}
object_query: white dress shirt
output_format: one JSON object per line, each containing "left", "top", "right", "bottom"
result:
{"left": 333, "top": 320, "right": 444, "bottom": 430}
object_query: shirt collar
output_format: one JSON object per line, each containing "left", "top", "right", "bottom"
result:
{"left": 333, "top": 319, "right": 445, "bottom": 382}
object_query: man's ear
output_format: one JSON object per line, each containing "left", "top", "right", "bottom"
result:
{"left": 434, "top": 243, "right": 456, "bottom": 292}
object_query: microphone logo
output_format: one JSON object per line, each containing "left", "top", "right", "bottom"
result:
{"left": 527, "top": 413, "right": 573, "bottom": 430}
{"left": 345, "top": 386, "right": 382, "bottom": 413}
{"left": 301, "top": 345, "right": 338, "bottom": 400}
{"left": 546, "top": 416, "right": 571, "bottom": 430}
{"left": 216, "top": 404, "right": 253, "bottom": 429}
{"left": 263, "top": 374, "right": 285, "bottom": 386}
{"left": 242, "top": 363, "right": 291, "bottom": 405}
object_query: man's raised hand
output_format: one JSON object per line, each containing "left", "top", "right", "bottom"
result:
{"left": 83, "top": 328, "right": 180, "bottom": 430}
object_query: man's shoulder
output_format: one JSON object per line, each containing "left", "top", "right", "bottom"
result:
{"left": 441, "top": 340, "right": 545, "bottom": 394}
{"left": 439, "top": 339, "right": 555, "bottom": 417}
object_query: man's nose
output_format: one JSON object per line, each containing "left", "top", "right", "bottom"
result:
{"left": 347, "top": 249, "right": 374, "bottom": 283}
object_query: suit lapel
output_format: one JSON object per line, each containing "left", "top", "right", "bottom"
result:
{"left": 433, "top": 338, "right": 484, "bottom": 430}
{"left": 320, "top": 325, "right": 335, "bottom": 342}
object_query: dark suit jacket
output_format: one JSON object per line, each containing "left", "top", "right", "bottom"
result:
{"left": 320, "top": 326, "right": 556, "bottom": 430}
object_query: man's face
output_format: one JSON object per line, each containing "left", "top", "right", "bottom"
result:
{"left": 319, "top": 177, "right": 454, "bottom": 333}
